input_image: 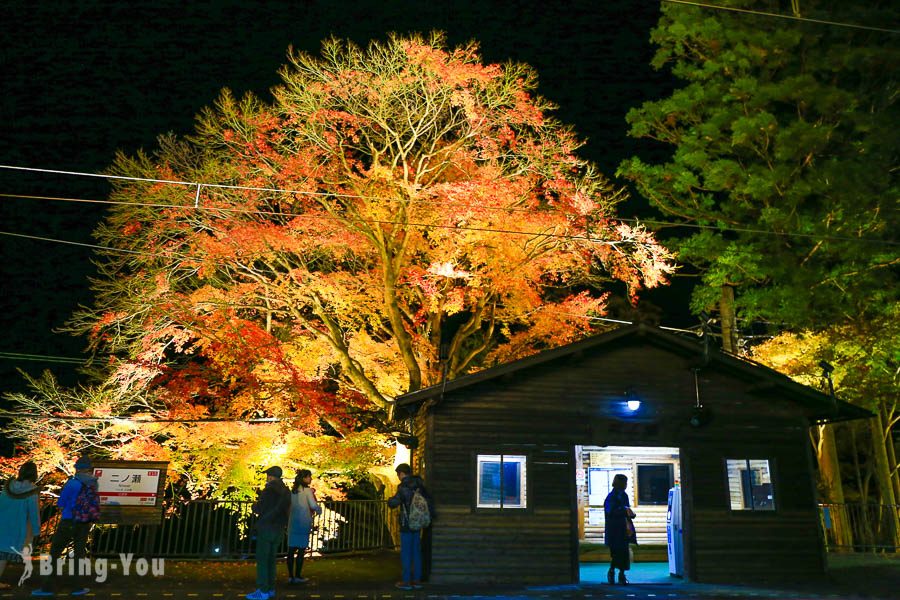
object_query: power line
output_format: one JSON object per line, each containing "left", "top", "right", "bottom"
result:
{"left": 0, "top": 311, "right": 703, "bottom": 370}
{"left": 0, "top": 352, "right": 84, "bottom": 365}
{"left": 0, "top": 212, "right": 640, "bottom": 252}
{"left": 0, "top": 230, "right": 157, "bottom": 256}
{"left": 0, "top": 225, "right": 624, "bottom": 257}
{"left": 579, "top": 314, "right": 701, "bottom": 336}
{"left": 0, "top": 164, "right": 361, "bottom": 201}
{"left": 2, "top": 188, "right": 895, "bottom": 247}
{"left": 662, "top": 0, "right": 900, "bottom": 34}
{"left": 0, "top": 165, "right": 637, "bottom": 233}
{"left": 0, "top": 411, "right": 303, "bottom": 424}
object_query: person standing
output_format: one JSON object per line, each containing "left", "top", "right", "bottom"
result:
{"left": 387, "top": 463, "right": 433, "bottom": 591}
{"left": 246, "top": 466, "right": 291, "bottom": 600}
{"left": 0, "top": 461, "right": 40, "bottom": 589}
{"left": 32, "top": 455, "right": 98, "bottom": 597}
{"left": 286, "top": 469, "right": 322, "bottom": 584}
{"left": 604, "top": 473, "right": 636, "bottom": 585}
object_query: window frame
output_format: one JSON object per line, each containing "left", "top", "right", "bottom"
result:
{"left": 472, "top": 451, "right": 530, "bottom": 512}
{"left": 724, "top": 458, "right": 777, "bottom": 512}
{"left": 635, "top": 462, "right": 675, "bottom": 507}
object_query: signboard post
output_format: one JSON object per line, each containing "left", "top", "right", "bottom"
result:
{"left": 92, "top": 460, "right": 168, "bottom": 525}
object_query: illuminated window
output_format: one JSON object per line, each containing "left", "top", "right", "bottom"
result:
{"left": 476, "top": 454, "right": 527, "bottom": 509}
{"left": 726, "top": 459, "right": 775, "bottom": 511}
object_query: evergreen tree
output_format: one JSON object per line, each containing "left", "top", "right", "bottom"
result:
{"left": 619, "top": 0, "right": 898, "bottom": 327}
{"left": 620, "top": 0, "right": 898, "bottom": 525}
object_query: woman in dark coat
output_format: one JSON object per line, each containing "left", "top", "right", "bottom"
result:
{"left": 604, "top": 473, "right": 636, "bottom": 584}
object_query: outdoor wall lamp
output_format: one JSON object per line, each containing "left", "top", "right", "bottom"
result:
{"left": 689, "top": 405, "right": 711, "bottom": 428}
{"left": 689, "top": 368, "right": 711, "bottom": 427}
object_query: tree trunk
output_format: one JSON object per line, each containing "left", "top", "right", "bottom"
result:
{"left": 719, "top": 285, "right": 738, "bottom": 354}
{"left": 818, "top": 423, "right": 853, "bottom": 549}
{"left": 850, "top": 423, "right": 874, "bottom": 549}
{"left": 882, "top": 400, "right": 900, "bottom": 506}
{"left": 850, "top": 422, "right": 866, "bottom": 503}
{"left": 869, "top": 414, "right": 900, "bottom": 549}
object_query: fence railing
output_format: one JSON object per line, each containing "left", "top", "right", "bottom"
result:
{"left": 37, "top": 500, "right": 894, "bottom": 558}
{"left": 37, "top": 499, "right": 400, "bottom": 559}
{"left": 819, "top": 503, "right": 900, "bottom": 552}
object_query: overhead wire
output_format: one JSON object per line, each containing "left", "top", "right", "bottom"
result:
{"left": 0, "top": 411, "right": 305, "bottom": 424}
{"left": 0, "top": 351, "right": 84, "bottom": 364}
{"left": 0, "top": 230, "right": 158, "bottom": 256}
{"left": 0, "top": 163, "right": 889, "bottom": 362}
{"left": 661, "top": 0, "right": 900, "bottom": 34}
{"left": 0, "top": 180, "right": 895, "bottom": 247}
{"left": 0, "top": 312, "right": 703, "bottom": 371}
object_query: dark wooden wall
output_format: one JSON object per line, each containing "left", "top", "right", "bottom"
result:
{"left": 418, "top": 338, "right": 825, "bottom": 584}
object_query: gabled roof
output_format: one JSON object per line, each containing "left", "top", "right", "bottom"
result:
{"left": 394, "top": 324, "right": 872, "bottom": 424}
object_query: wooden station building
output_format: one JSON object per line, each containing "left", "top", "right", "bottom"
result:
{"left": 393, "top": 325, "right": 869, "bottom": 585}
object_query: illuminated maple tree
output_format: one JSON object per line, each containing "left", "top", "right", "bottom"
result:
{"left": 5, "top": 34, "right": 673, "bottom": 496}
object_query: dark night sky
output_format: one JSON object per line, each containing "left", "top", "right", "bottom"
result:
{"left": 0, "top": 1, "right": 690, "bottom": 417}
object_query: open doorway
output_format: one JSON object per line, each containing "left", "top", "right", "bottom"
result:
{"left": 575, "top": 445, "right": 684, "bottom": 584}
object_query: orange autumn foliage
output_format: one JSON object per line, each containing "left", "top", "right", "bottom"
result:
{"left": 8, "top": 34, "right": 673, "bottom": 497}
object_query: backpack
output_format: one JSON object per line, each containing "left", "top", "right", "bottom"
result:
{"left": 72, "top": 480, "right": 101, "bottom": 523}
{"left": 404, "top": 488, "right": 431, "bottom": 531}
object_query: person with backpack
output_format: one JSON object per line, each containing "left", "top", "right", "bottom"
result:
{"left": 0, "top": 461, "right": 41, "bottom": 590}
{"left": 387, "top": 463, "right": 433, "bottom": 591}
{"left": 32, "top": 455, "right": 99, "bottom": 597}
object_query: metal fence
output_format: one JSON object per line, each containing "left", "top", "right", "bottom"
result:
{"left": 37, "top": 499, "right": 400, "bottom": 559}
{"left": 37, "top": 500, "right": 895, "bottom": 558}
{"left": 819, "top": 503, "right": 900, "bottom": 552}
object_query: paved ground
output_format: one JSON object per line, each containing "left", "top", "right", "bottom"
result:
{"left": 0, "top": 552, "right": 897, "bottom": 599}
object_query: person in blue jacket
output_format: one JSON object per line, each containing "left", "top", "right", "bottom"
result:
{"left": 604, "top": 473, "right": 636, "bottom": 585}
{"left": 387, "top": 463, "right": 433, "bottom": 591}
{"left": 31, "top": 455, "right": 98, "bottom": 597}
{"left": 0, "top": 461, "right": 40, "bottom": 589}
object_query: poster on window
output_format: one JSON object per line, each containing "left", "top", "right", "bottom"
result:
{"left": 93, "top": 466, "right": 163, "bottom": 506}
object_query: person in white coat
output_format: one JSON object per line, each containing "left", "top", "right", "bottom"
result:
{"left": 0, "top": 461, "right": 40, "bottom": 589}
{"left": 286, "top": 469, "right": 321, "bottom": 584}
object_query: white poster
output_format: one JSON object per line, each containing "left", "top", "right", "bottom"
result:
{"left": 588, "top": 468, "right": 632, "bottom": 506}
{"left": 93, "top": 467, "right": 161, "bottom": 506}
{"left": 588, "top": 508, "right": 604, "bottom": 526}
